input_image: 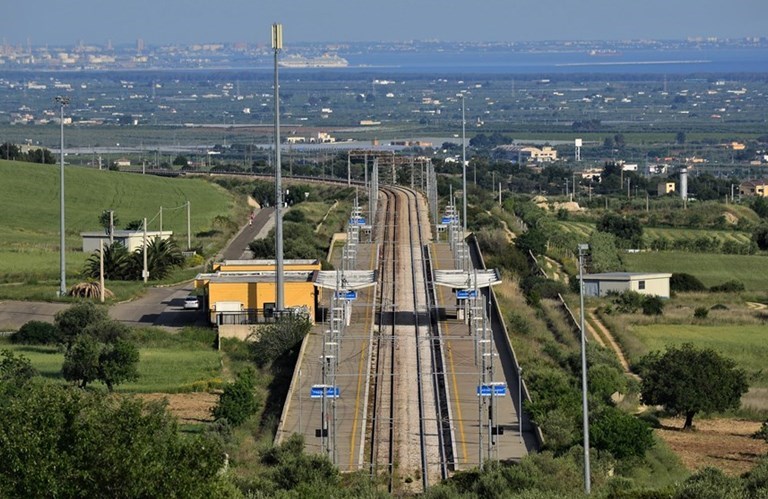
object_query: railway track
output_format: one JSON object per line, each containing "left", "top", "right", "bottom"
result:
{"left": 367, "top": 186, "right": 452, "bottom": 493}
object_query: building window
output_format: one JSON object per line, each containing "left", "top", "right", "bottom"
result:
{"left": 638, "top": 280, "right": 646, "bottom": 290}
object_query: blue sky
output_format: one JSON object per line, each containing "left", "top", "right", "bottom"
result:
{"left": 3, "top": 0, "right": 766, "bottom": 46}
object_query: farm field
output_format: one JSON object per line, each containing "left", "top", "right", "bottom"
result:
{"left": 631, "top": 323, "right": 768, "bottom": 388}
{"left": 554, "top": 221, "right": 752, "bottom": 245}
{"left": 0, "top": 341, "right": 222, "bottom": 393}
{"left": 623, "top": 251, "right": 768, "bottom": 291}
{"left": 0, "top": 160, "right": 238, "bottom": 289}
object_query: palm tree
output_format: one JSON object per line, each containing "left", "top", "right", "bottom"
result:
{"left": 68, "top": 281, "right": 115, "bottom": 300}
{"left": 84, "top": 242, "right": 133, "bottom": 280}
{"left": 134, "top": 237, "right": 184, "bottom": 280}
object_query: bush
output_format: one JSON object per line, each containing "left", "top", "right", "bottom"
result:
{"left": 641, "top": 295, "right": 664, "bottom": 316}
{"left": 670, "top": 273, "right": 707, "bottom": 293}
{"left": 591, "top": 407, "right": 655, "bottom": 459}
{"left": 694, "top": 307, "right": 709, "bottom": 319}
{"left": 709, "top": 280, "right": 745, "bottom": 293}
{"left": 11, "top": 321, "right": 62, "bottom": 345}
{"left": 213, "top": 369, "right": 261, "bottom": 426}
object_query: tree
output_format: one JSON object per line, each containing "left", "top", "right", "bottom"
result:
{"left": 213, "top": 368, "right": 261, "bottom": 426}
{"left": 84, "top": 242, "right": 132, "bottom": 280}
{"left": 172, "top": 154, "right": 189, "bottom": 167}
{"left": 591, "top": 406, "right": 654, "bottom": 459}
{"left": 98, "top": 210, "right": 118, "bottom": 235}
{"left": 639, "top": 343, "right": 748, "bottom": 429}
{"left": 54, "top": 302, "right": 109, "bottom": 349}
{"left": 0, "top": 379, "right": 233, "bottom": 497}
{"left": 587, "top": 231, "right": 622, "bottom": 273}
{"left": 62, "top": 319, "right": 138, "bottom": 391}
{"left": 597, "top": 212, "right": 643, "bottom": 248}
{"left": 98, "top": 339, "right": 140, "bottom": 391}
{"left": 676, "top": 131, "right": 687, "bottom": 144}
{"left": 0, "top": 350, "right": 38, "bottom": 383}
{"left": 515, "top": 227, "right": 547, "bottom": 256}
{"left": 753, "top": 223, "right": 768, "bottom": 251}
{"left": 62, "top": 334, "right": 102, "bottom": 388}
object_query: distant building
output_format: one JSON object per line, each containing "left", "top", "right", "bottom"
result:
{"left": 81, "top": 230, "right": 173, "bottom": 253}
{"left": 739, "top": 179, "right": 768, "bottom": 197}
{"left": 579, "top": 168, "right": 603, "bottom": 182}
{"left": 580, "top": 272, "right": 672, "bottom": 299}
{"left": 657, "top": 182, "right": 676, "bottom": 196}
{"left": 493, "top": 145, "right": 558, "bottom": 163}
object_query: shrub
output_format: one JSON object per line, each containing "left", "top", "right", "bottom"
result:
{"left": 670, "top": 273, "right": 707, "bottom": 293}
{"left": 709, "top": 280, "right": 745, "bottom": 293}
{"left": 11, "top": 321, "right": 62, "bottom": 345}
{"left": 591, "top": 407, "right": 655, "bottom": 459}
{"left": 641, "top": 295, "right": 664, "bottom": 316}
{"left": 694, "top": 307, "right": 709, "bottom": 319}
{"left": 213, "top": 369, "right": 261, "bottom": 426}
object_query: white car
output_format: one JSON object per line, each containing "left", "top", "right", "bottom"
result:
{"left": 183, "top": 296, "right": 200, "bottom": 310}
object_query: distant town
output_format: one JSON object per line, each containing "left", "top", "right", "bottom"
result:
{"left": 1, "top": 37, "right": 766, "bottom": 71}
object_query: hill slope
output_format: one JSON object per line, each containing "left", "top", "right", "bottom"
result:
{"left": 0, "top": 160, "right": 235, "bottom": 283}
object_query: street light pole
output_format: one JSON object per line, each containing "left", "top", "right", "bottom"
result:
{"left": 578, "top": 243, "right": 591, "bottom": 494}
{"left": 461, "top": 94, "right": 467, "bottom": 236}
{"left": 272, "top": 22, "right": 285, "bottom": 312}
{"left": 56, "top": 95, "right": 70, "bottom": 297}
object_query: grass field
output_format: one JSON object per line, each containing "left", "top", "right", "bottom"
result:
{"left": 0, "top": 329, "right": 223, "bottom": 393}
{"left": 623, "top": 251, "right": 768, "bottom": 291}
{"left": 0, "top": 160, "right": 238, "bottom": 292}
{"left": 631, "top": 324, "right": 768, "bottom": 388}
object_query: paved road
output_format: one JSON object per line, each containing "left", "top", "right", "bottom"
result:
{"left": 0, "top": 207, "right": 275, "bottom": 330}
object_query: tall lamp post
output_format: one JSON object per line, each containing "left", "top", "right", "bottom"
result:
{"left": 578, "top": 243, "right": 591, "bottom": 494}
{"left": 272, "top": 23, "right": 284, "bottom": 312}
{"left": 461, "top": 94, "right": 467, "bottom": 236}
{"left": 56, "top": 95, "right": 70, "bottom": 297}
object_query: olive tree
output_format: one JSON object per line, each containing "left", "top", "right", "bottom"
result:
{"left": 638, "top": 343, "right": 748, "bottom": 429}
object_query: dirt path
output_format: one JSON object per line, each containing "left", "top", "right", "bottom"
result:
{"left": 581, "top": 311, "right": 606, "bottom": 348}
{"left": 315, "top": 200, "right": 339, "bottom": 233}
{"left": 587, "top": 309, "right": 634, "bottom": 376}
{"left": 747, "top": 301, "right": 768, "bottom": 310}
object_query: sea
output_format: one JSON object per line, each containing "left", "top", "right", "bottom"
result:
{"left": 336, "top": 47, "right": 768, "bottom": 75}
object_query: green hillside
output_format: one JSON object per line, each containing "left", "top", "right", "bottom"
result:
{"left": 0, "top": 160, "right": 236, "bottom": 288}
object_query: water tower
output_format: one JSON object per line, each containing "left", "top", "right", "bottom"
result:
{"left": 679, "top": 167, "right": 688, "bottom": 200}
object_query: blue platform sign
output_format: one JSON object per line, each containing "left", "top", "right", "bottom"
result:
{"left": 441, "top": 216, "right": 456, "bottom": 224}
{"left": 476, "top": 384, "right": 507, "bottom": 397}
{"left": 310, "top": 385, "right": 340, "bottom": 399}
{"left": 456, "top": 289, "right": 477, "bottom": 299}
{"left": 350, "top": 216, "right": 366, "bottom": 225}
{"left": 335, "top": 290, "right": 357, "bottom": 300}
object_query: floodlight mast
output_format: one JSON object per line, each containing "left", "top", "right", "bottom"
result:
{"left": 272, "top": 23, "right": 284, "bottom": 312}
{"left": 56, "top": 95, "right": 70, "bottom": 297}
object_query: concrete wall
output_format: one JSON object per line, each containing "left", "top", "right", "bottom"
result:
{"left": 218, "top": 324, "right": 256, "bottom": 341}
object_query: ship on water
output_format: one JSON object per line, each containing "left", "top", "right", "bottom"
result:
{"left": 279, "top": 53, "right": 349, "bottom": 68}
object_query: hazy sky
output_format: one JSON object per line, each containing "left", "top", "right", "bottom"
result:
{"left": 4, "top": 0, "right": 766, "bottom": 46}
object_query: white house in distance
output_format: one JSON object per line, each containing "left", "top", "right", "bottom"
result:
{"left": 580, "top": 272, "right": 672, "bottom": 298}
{"left": 81, "top": 230, "right": 173, "bottom": 253}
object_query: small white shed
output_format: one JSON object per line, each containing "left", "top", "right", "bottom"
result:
{"left": 81, "top": 230, "right": 173, "bottom": 253}
{"left": 580, "top": 272, "right": 671, "bottom": 298}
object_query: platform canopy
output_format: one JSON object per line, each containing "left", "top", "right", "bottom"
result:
{"left": 314, "top": 270, "right": 377, "bottom": 290}
{"left": 433, "top": 269, "right": 501, "bottom": 289}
